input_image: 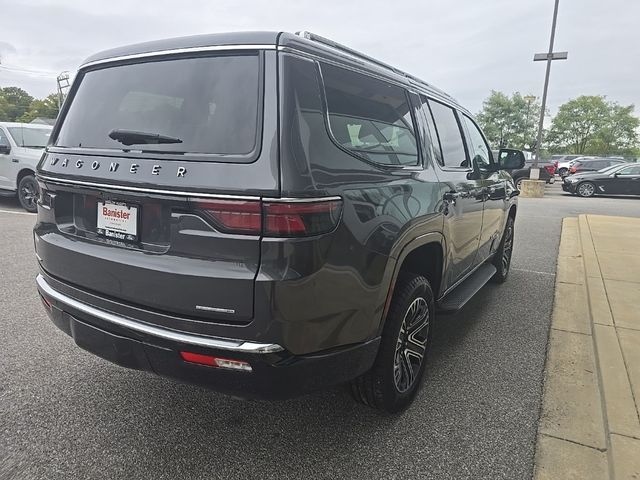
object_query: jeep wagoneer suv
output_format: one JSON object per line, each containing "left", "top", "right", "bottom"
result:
{"left": 34, "top": 31, "right": 523, "bottom": 413}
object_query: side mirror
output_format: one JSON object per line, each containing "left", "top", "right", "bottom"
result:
{"left": 0, "top": 144, "right": 11, "bottom": 154}
{"left": 498, "top": 148, "right": 526, "bottom": 170}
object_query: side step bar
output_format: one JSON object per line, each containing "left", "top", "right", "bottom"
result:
{"left": 437, "top": 263, "right": 497, "bottom": 313}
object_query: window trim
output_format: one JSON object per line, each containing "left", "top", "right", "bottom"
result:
{"left": 317, "top": 61, "right": 423, "bottom": 170}
{"left": 48, "top": 50, "right": 266, "bottom": 164}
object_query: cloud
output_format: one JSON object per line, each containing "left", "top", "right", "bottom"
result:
{"left": 2, "top": 0, "right": 639, "bottom": 117}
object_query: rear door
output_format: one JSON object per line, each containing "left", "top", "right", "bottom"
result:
{"left": 424, "top": 98, "right": 484, "bottom": 288}
{"left": 35, "top": 49, "right": 279, "bottom": 324}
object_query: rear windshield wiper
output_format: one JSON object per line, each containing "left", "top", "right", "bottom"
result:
{"left": 108, "top": 129, "right": 183, "bottom": 146}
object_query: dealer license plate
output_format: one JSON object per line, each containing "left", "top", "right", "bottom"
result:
{"left": 97, "top": 200, "right": 138, "bottom": 242}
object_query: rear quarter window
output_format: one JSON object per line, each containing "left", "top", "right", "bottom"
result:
{"left": 320, "top": 63, "right": 418, "bottom": 166}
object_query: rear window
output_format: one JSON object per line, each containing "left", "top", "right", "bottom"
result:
{"left": 56, "top": 54, "right": 261, "bottom": 160}
{"left": 321, "top": 63, "right": 418, "bottom": 166}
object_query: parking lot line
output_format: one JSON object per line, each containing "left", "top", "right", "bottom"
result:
{"left": 0, "top": 209, "right": 35, "bottom": 216}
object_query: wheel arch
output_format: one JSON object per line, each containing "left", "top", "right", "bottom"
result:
{"left": 377, "top": 232, "right": 446, "bottom": 336}
{"left": 17, "top": 168, "right": 36, "bottom": 184}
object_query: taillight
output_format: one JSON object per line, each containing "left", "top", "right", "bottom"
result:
{"left": 192, "top": 199, "right": 262, "bottom": 235}
{"left": 544, "top": 165, "right": 555, "bottom": 175}
{"left": 569, "top": 166, "right": 577, "bottom": 173}
{"left": 190, "top": 197, "right": 342, "bottom": 237}
{"left": 263, "top": 200, "right": 342, "bottom": 237}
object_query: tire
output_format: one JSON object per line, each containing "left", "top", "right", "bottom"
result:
{"left": 577, "top": 181, "right": 596, "bottom": 198}
{"left": 491, "top": 215, "right": 515, "bottom": 284}
{"left": 558, "top": 167, "right": 568, "bottom": 176}
{"left": 350, "top": 273, "right": 434, "bottom": 413}
{"left": 515, "top": 177, "right": 524, "bottom": 190}
{"left": 18, "top": 174, "right": 38, "bottom": 213}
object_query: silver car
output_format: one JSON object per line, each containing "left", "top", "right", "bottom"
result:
{"left": 0, "top": 122, "right": 53, "bottom": 211}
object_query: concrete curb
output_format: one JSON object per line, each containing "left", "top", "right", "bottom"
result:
{"left": 534, "top": 215, "right": 640, "bottom": 480}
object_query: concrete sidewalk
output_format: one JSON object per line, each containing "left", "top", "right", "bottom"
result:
{"left": 534, "top": 215, "right": 640, "bottom": 479}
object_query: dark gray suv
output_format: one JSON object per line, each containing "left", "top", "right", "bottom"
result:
{"left": 34, "top": 31, "right": 524, "bottom": 413}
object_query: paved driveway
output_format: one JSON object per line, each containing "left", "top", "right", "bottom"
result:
{"left": 1, "top": 184, "right": 639, "bottom": 479}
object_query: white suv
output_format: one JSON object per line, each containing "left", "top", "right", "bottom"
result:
{"left": 0, "top": 122, "right": 53, "bottom": 212}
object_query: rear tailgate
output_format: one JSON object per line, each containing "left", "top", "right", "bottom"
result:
{"left": 35, "top": 48, "right": 279, "bottom": 324}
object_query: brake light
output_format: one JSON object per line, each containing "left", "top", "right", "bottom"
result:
{"left": 264, "top": 200, "right": 342, "bottom": 236}
{"left": 192, "top": 199, "right": 262, "bottom": 234}
{"left": 570, "top": 166, "right": 577, "bottom": 173}
{"left": 190, "top": 197, "right": 342, "bottom": 237}
{"left": 544, "top": 165, "right": 556, "bottom": 175}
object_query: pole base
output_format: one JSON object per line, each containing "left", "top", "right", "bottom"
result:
{"left": 519, "top": 180, "right": 546, "bottom": 198}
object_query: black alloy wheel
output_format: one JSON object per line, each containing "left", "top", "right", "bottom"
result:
{"left": 18, "top": 174, "right": 39, "bottom": 213}
{"left": 492, "top": 215, "right": 514, "bottom": 283}
{"left": 350, "top": 273, "right": 434, "bottom": 413}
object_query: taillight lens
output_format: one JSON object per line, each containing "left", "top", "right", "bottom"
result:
{"left": 569, "top": 166, "right": 577, "bottom": 173}
{"left": 190, "top": 198, "right": 342, "bottom": 237}
{"left": 192, "top": 199, "right": 262, "bottom": 234}
{"left": 263, "top": 200, "right": 342, "bottom": 237}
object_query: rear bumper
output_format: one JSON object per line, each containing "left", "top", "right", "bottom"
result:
{"left": 36, "top": 274, "right": 379, "bottom": 399}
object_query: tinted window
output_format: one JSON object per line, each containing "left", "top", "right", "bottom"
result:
{"left": 428, "top": 100, "right": 468, "bottom": 168}
{"left": 461, "top": 115, "right": 492, "bottom": 169}
{"left": 56, "top": 54, "right": 261, "bottom": 159}
{"left": 619, "top": 165, "right": 640, "bottom": 175}
{"left": 0, "top": 129, "right": 9, "bottom": 146}
{"left": 321, "top": 63, "right": 418, "bottom": 166}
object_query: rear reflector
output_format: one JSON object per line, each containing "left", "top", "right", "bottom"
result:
{"left": 190, "top": 197, "right": 342, "bottom": 237}
{"left": 39, "top": 294, "right": 52, "bottom": 311}
{"left": 179, "top": 351, "right": 252, "bottom": 372}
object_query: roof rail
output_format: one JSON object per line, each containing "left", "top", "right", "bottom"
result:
{"left": 294, "top": 30, "right": 454, "bottom": 102}
{"left": 295, "top": 31, "right": 404, "bottom": 76}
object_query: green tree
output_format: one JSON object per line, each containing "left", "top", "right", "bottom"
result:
{"left": 18, "top": 93, "right": 60, "bottom": 123}
{"left": 547, "top": 95, "right": 639, "bottom": 155}
{"left": 476, "top": 91, "right": 541, "bottom": 150}
{"left": 0, "top": 87, "right": 34, "bottom": 121}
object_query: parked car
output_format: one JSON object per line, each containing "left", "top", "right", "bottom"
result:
{"left": 567, "top": 157, "right": 626, "bottom": 175}
{"left": 562, "top": 162, "right": 640, "bottom": 197}
{"left": 554, "top": 155, "right": 582, "bottom": 176}
{"left": 34, "top": 31, "right": 524, "bottom": 413}
{"left": 509, "top": 159, "right": 556, "bottom": 190}
{"left": 0, "top": 122, "right": 53, "bottom": 212}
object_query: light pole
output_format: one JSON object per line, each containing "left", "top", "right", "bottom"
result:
{"left": 532, "top": 0, "right": 568, "bottom": 174}
{"left": 523, "top": 95, "right": 536, "bottom": 149}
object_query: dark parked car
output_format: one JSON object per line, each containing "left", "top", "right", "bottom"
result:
{"left": 34, "top": 31, "right": 524, "bottom": 413}
{"left": 562, "top": 163, "right": 640, "bottom": 197}
{"left": 510, "top": 159, "right": 556, "bottom": 190}
{"left": 567, "top": 157, "right": 625, "bottom": 175}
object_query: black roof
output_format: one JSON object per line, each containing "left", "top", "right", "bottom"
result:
{"left": 81, "top": 31, "right": 464, "bottom": 113}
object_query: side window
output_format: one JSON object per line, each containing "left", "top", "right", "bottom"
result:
{"left": 420, "top": 95, "right": 443, "bottom": 165}
{"left": 461, "top": 115, "right": 493, "bottom": 170}
{"left": 0, "top": 129, "right": 9, "bottom": 146}
{"left": 427, "top": 100, "right": 469, "bottom": 168}
{"left": 321, "top": 63, "right": 418, "bottom": 166}
{"left": 619, "top": 165, "right": 640, "bottom": 175}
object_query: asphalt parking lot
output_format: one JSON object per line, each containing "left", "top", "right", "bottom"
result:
{"left": 1, "top": 183, "right": 639, "bottom": 480}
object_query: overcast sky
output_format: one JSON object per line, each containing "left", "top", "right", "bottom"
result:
{"left": 1, "top": 0, "right": 638, "bottom": 115}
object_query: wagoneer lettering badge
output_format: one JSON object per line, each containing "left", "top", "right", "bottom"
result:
{"left": 48, "top": 157, "right": 187, "bottom": 177}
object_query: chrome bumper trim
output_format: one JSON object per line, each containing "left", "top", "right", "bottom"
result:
{"left": 36, "top": 274, "right": 284, "bottom": 354}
